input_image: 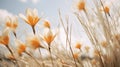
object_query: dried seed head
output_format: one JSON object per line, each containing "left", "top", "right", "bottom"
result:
{"left": 101, "top": 41, "right": 108, "bottom": 47}
{"left": 94, "top": 50, "right": 100, "bottom": 57}
{"left": 114, "top": 34, "right": 120, "bottom": 41}
{"left": 85, "top": 46, "right": 90, "bottom": 52}
{"left": 103, "top": 55, "right": 111, "bottom": 63}
{"left": 77, "top": 1, "right": 85, "bottom": 11}
{"left": 91, "top": 59, "right": 97, "bottom": 65}
{"left": 75, "top": 42, "right": 82, "bottom": 49}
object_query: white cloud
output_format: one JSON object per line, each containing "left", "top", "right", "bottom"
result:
{"left": 20, "top": 0, "right": 27, "bottom": 3}
{"left": 0, "top": 9, "right": 13, "bottom": 24}
{"left": 19, "top": 0, "right": 39, "bottom": 4}
{"left": 31, "top": 0, "right": 39, "bottom": 4}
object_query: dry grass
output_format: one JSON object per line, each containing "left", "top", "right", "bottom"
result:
{"left": 0, "top": 0, "right": 120, "bottom": 67}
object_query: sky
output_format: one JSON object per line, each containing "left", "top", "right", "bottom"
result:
{"left": 0, "top": 0, "right": 74, "bottom": 32}
{"left": 0, "top": 0, "right": 72, "bottom": 21}
{"left": 0, "top": 0, "right": 94, "bottom": 53}
{"left": 0, "top": 0, "right": 81, "bottom": 40}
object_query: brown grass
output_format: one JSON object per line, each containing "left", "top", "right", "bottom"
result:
{"left": 0, "top": 0, "right": 120, "bottom": 67}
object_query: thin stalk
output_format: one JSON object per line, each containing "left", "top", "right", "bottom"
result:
{"left": 32, "top": 26, "right": 35, "bottom": 34}
{"left": 99, "top": 1, "right": 117, "bottom": 66}
{"left": 75, "top": 11, "right": 105, "bottom": 67}
{"left": 66, "top": 16, "right": 69, "bottom": 52}
{"left": 69, "top": 24, "right": 78, "bottom": 67}
{"left": 39, "top": 48, "right": 44, "bottom": 67}
{"left": 13, "top": 31, "right": 17, "bottom": 38}
{"left": 79, "top": 49, "right": 82, "bottom": 52}
{"left": 6, "top": 45, "right": 20, "bottom": 67}
{"left": 58, "top": 10, "right": 72, "bottom": 58}
{"left": 25, "top": 51, "right": 41, "bottom": 67}
{"left": 48, "top": 46, "right": 54, "bottom": 67}
{"left": 59, "top": 10, "right": 78, "bottom": 67}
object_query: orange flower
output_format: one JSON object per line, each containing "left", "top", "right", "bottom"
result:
{"left": 27, "top": 35, "right": 44, "bottom": 49}
{"left": 18, "top": 44, "right": 26, "bottom": 55}
{"left": 43, "top": 21, "right": 50, "bottom": 28}
{"left": 73, "top": 53, "right": 79, "bottom": 59}
{"left": 77, "top": 1, "right": 85, "bottom": 11}
{"left": 0, "top": 29, "right": 9, "bottom": 45}
{"left": 75, "top": 42, "right": 82, "bottom": 49}
{"left": 19, "top": 8, "right": 40, "bottom": 27}
{"left": 43, "top": 29, "right": 56, "bottom": 45}
{"left": 5, "top": 16, "right": 18, "bottom": 32}
{"left": 0, "top": 35, "right": 9, "bottom": 46}
{"left": 104, "top": 6, "right": 109, "bottom": 13}
{"left": 6, "top": 21, "right": 11, "bottom": 28}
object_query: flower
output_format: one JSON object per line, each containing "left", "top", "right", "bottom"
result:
{"left": 26, "top": 35, "right": 44, "bottom": 49}
{"left": 77, "top": 1, "right": 85, "bottom": 11}
{"left": 73, "top": 53, "right": 79, "bottom": 59}
{"left": 43, "top": 29, "right": 56, "bottom": 45}
{"left": 104, "top": 6, "right": 109, "bottom": 13}
{"left": 75, "top": 42, "right": 82, "bottom": 49}
{"left": 18, "top": 44, "right": 26, "bottom": 55}
{"left": 0, "top": 36, "right": 9, "bottom": 46}
{"left": 19, "top": 8, "right": 40, "bottom": 27}
{"left": 5, "top": 16, "right": 18, "bottom": 32}
{"left": 43, "top": 20, "right": 51, "bottom": 28}
{"left": 15, "top": 40, "right": 26, "bottom": 55}
{"left": 0, "top": 28, "right": 9, "bottom": 46}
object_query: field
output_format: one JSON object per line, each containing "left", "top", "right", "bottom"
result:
{"left": 0, "top": 0, "right": 120, "bottom": 67}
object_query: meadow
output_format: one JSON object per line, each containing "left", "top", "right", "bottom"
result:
{"left": 0, "top": 0, "right": 120, "bottom": 67}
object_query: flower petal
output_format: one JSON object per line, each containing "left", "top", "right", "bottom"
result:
{"left": 19, "top": 13, "right": 29, "bottom": 23}
{"left": 33, "top": 8, "right": 38, "bottom": 17}
{"left": 26, "top": 8, "right": 32, "bottom": 17}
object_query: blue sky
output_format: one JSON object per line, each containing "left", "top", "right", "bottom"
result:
{"left": 0, "top": 0, "right": 72, "bottom": 21}
{"left": 0, "top": 0, "right": 94, "bottom": 50}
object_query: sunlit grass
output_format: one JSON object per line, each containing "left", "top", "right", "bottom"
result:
{"left": 0, "top": 0, "right": 120, "bottom": 67}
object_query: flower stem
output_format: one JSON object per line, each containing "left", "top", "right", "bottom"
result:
{"left": 25, "top": 51, "right": 41, "bottom": 67}
{"left": 13, "top": 32, "right": 17, "bottom": 38}
{"left": 32, "top": 26, "right": 35, "bottom": 34}
{"left": 6, "top": 45, "right": 20, "bottom": 67}
{"left": 39, "top": 49, "right": 45, "bottom": 67}
{"left": 48, "top": 46, "right": 54, "bottom": 67}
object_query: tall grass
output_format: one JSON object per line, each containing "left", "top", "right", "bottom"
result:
{"left": 0, "top": 0, "right": 120, "bottom": 67}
